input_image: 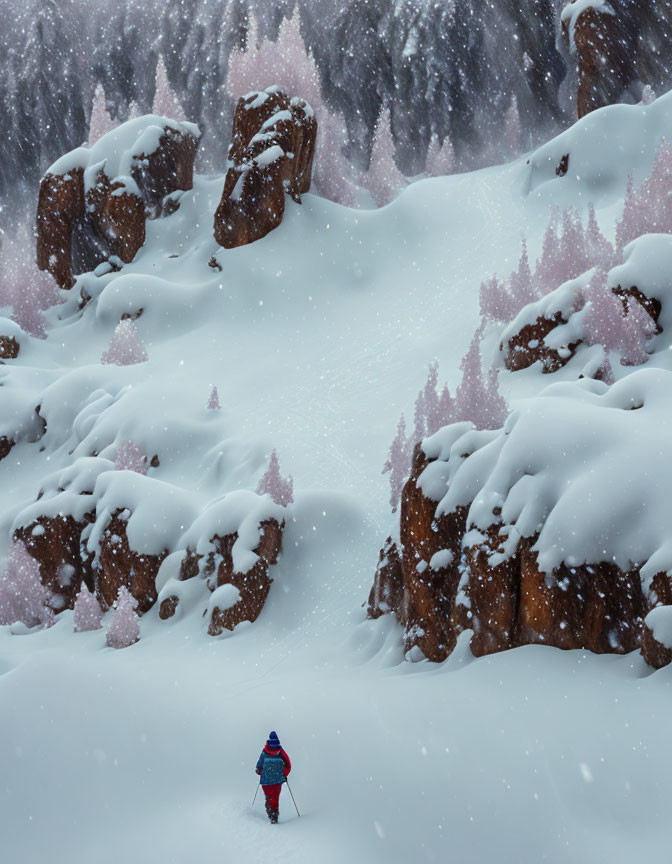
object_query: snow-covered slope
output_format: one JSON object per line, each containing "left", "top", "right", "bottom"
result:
{"left": 3, "top": 94, "right": 672, "bottom": 863}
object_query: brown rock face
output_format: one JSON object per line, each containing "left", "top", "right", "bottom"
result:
{"left": 15, "top": 506, "right": 167, "bottom": 616}
{"left": 641, "top": 620, "right": 672, "bottom": 669}
{"left": 501, "top": 311, "right": 579, "bottom": 374}
{"left": 36, "top": 169, "right": 85, "bottom": 289}
{"left": 37, "top": 122, "right": 200, "bottom": 289}
{"left": 367, "top": 446, "right": 468, "bottom": 662}
{"left": 159, "top": 595, "right": 180, "bottom": 620}
{"left": 0, "top": 436, "right": 14, "bottom": 462}
{"left": 206, "top": 519, "right": 284, "bottom": 635}
{"left": 517, "top": 545, "right": 643, "bottom": 654}
{"left": 369, "top": 446, "right": 664, "bottom": 665}
{"left": 398, "top": 447, "right": 467, "bottom": 661}
{"left": 214, "top": 88, "right": 317, "bottom": 250}
{"left": 563, "top": 4, "right": 636, "bottom": 118}
{"left": 97, "top": 511, "right": 166, "bottom": 613}
{"left": 15, "top": 513, "right": 95, "bottom": 612}
{"left": 0, "top": 335, "right": 20, "bottom": 360}
{"left": 462, "top": 527, "right": 519, "bottom": 657}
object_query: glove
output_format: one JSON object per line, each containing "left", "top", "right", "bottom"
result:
{"left": 256, "top": 769, "right": 261, "bottom": 776}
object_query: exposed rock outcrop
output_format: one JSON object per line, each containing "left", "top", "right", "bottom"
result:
{"left": 641, "top": 605, "right": 672, "bottom": 669}
{"left": 369, "top": 371, "right": 672, "bottom": 667}
{"left": 97, "top": 511, "right": 166, "bottom": 614}
{"left": 15, "top": 513, "right": 95, "bottom": 612}
{"left": 214, "top": 87, "right": 317, "bottom": 249}
{"left": 560, "top": 1, "right": 672, "bottom": 119}
{"left": 501, "top": 310, "right": 576, "bottom": 373}
{"left": 0, "top": 335, "right": 20, "bottom": 360}
{"left": 37, "top": 117, "right": 200, "bottom": 289}
{"left": 205, "top": 519, "right": 283, "bottom": 635}
{"left": 561, "top": 2, "right": 635, "bottom": 118}
{"left": 0, "top": 436, "right": 14, "bottom": 462}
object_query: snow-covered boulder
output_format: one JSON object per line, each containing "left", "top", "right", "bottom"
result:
{"left": 370, "top": 369, "right": 672, "bottom": 663}
{"left": 169, "top": 491, "right": 286, "bottom": 635}
{"left": 214, "top": 87, "right": 317, "bottom": 250}
{"left": 37, "top": 115, "right": 200, "bottom": 289}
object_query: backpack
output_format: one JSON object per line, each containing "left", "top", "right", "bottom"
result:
{"left": 260, "top": 752, "right": 286, "bottom": 785}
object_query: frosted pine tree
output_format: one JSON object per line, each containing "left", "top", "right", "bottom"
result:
{"left": 586, "top": 203, "right": 614, "bottom": 268}
{"left": 88, "top": 83, "right": 118, "bottom": 145}
{"left": 73, "top": 583, "right": 103, "bottom": 632}
{"left": 503, "top": 96, "right": 521, "bottom": 155}
{"left": 426, "top": 134, "right": 456, "bottom": 177}
{"left": 479, "top": 275, "right": 516, "bottom": 324}
{"left": 382, "top": 414, "right": 411, "bottom": 513}
{"left": 0, "top": 541, "right": 49, "bottom": 628}
{"left": 152, "top": 54, "right": 186, "bottom": 121}
{"left": 0, "top": 222, "right": 60, "bottom": 338}
{"left": 114, "top": 441, "right": 148, "bottom": 475}
{"left": 535, "top": 208, "right": 563, "bottom": 295}
{"left": 257, "top": 450, "right": 294, "bottom": 507}
{"left": 101, "top": 320, "right": 148, "bottom": 366}
{"left": 583, "top": 268, "right": 655, "bottom": 366}
{"left": 366, "top": 107, "right": 406, "bottom": 207}
{"left": 559, "top": 208, "right": 589, "bottom": 281}
{"left": 207, "top": 386, "right": 221, "bottom": 410}
{"left": 454, "top": 328, "right": 508, "bottom": 430}
{"left": 508, "top": 239, "right": 536, "bottom": 312}
{"left": 106, "top": 586, "right": 140, "bottom": 649}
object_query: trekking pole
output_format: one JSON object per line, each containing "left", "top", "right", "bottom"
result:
{"left": 252, "top": 781, "right": 260, "bottom": 806}
{"left": 285, "top": 780, "right": 300, "bottom": 817}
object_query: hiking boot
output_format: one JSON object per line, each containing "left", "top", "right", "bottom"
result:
{"left": 265, "top": 802, "right": 279, "bottom": 824}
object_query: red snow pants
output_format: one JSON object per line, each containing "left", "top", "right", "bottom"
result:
{"left": 262, "top": 784, "right": 282, "bottom": 808}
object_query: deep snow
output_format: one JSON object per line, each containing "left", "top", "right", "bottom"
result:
{"left": 3, "top": 94, "right": 672, "bottom": 863}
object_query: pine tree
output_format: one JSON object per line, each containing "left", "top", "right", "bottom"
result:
{"left": 73, "top": 583, "right": 103, "bottom": 632}
{"left": 426, "top": 134, "right": 456, "bottom": 177}
{"left": 366, "top": 107, "right": 406, "bottom": 207}
{"left": 88, "top": 83, "right": 118, "bottom": 145}
{"left": 503, "top": 96, "right": 521, "bottom": 155}
{"left": 257, "top": 450, "right": 294, "bottom": 506}
{"left": 479, "top": 275, "right": 516, "bottom": 324}
{"left": 106, "top": 586, "right": 140, "bottom": 649}
{"left": 101, "top": 320, "right": 148, "bottom": 366}
{"left": 586, "top": 203, "right": 614, "bottom": 268}
{"left": 0, "top": 222, "right": 60, "bottom": 338}
{"left": 508, "top": 239, "right": 536, "bottom": 311}
{"left": 454, "top": 327, "right": 508, "bottom": 430}
{"left": 207, "top": 386, "right": 221, "bottom": 410}
{"left": 583, "top": 268, "right": 656, "bottom": 366}
{"left": 0, "top": 541, "right": 49, "bottom": 628}
{"left": 152, "top": 53, "right": 186, "bottom": 121}
{"left": 535, "top": 207, "right": 563, "bottom": 295}
{"left": 382, "top": 414, "right": 411, "bottom": 513}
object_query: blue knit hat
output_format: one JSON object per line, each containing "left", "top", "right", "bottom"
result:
{"left": 266, "top": 731, "right": 281, "bottom": 749}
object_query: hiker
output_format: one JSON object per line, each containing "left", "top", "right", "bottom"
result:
{"left": 255, "top": 730, "right": 291, "bottom": 824}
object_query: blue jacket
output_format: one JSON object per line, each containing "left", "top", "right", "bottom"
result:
{"left": 256, "top": 745, "right": 291, "bottom": 785}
